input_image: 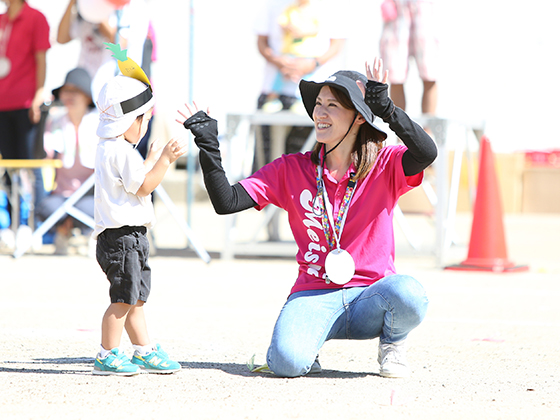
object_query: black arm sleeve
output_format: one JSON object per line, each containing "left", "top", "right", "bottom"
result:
{"left": 365, "top": 80, "right": 438, "bottom": 176}
{"left": 183, "top": 111, "right": 257, "bottom": 214}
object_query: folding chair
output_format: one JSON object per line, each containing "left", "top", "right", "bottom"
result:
{"left": 0, "top": 158, "right": 62, "bottom": 246}
{"left": 13, "top": 172, "right": 95, "bottom": 258}
{"left": 13, "top": 173, "right": 211, "bottom": 263}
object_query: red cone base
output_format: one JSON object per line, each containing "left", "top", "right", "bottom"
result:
{"left": 445, "top": 136, "right": 528, "bottom": 273}
{"left": 445, "top": 259, "right": 528, "bottom": 273}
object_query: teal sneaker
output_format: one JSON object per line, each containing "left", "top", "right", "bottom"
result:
{"left": 131, "top": 344, "right": 181, "bottom": 374}
{"left": 93, "top": 348, "right": 141, "bottom": 376}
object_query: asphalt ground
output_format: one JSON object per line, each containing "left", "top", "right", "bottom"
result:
{"left": 1, "top": 198, "right": 559, "bottom": 419}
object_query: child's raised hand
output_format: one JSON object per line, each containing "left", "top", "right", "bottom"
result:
{"left": 162, "top": 137, "right": 189, "bottom": 164}
{"left": 149, "top": 137, "right": 165, "bottom": 159}
{"left": 146, "top": 137, "right": 166, "bottom": 162}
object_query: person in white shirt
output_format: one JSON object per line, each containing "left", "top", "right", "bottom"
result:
{"left": 92, "top": 71, "right": 187, "bottom": 376}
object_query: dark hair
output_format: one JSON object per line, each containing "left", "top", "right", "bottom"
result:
{"left": 310, "top": 85, "right": 385, "bottom": 180}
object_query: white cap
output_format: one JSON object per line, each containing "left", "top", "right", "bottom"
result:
{"left": 96, "top": 75, "right": 155, "bottom": 138}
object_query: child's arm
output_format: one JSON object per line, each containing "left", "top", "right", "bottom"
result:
{"left": 143, "top": 137, "right": 165, "bottom": 171}
{"left": 136, "top": 138, "right": 188, "bottom": 197}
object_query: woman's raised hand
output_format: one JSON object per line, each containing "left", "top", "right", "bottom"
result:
{"left": 365, "top": 58, "right": 389, "bottom": 84}
{"left": 176, "top": 102, "right": 219, "bottom": 152}
{"left": 176, "top": 102, "right": 209, "bottom": 126}
{"left": 356, "top": 57, "right": 390, "bottom": 97}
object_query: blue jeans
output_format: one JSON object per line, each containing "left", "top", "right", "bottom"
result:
{"left": 266, "top": 274, "right": 429, "bottom": 377}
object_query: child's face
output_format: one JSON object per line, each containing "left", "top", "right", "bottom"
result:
{"left": 123, "top": 108, "right": 154, "bottom": 145}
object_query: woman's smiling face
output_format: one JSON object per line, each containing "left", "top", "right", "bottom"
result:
{"left": 312, "top": 86, "right": 357, "bottom": 147}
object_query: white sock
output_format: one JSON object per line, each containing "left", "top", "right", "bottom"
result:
{"left": 133, "top": 343, "right": 154, "bottom": 356}
{"left": 99, "top": 345, "right": 113, "bottom": 359}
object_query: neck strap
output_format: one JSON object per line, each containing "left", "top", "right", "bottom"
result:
{"left": 322, "top": 111, "right": 358, "bottom": 164}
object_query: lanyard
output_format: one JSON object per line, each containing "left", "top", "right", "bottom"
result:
{"left": 0, "top": 15, "right": 12, "bottom": 58}
{"left": 315, "top": 165, "right": 356, "bottom": 251}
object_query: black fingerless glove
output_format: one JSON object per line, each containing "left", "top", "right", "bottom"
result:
{"left": 182, "top": 110, "right": 256, "bottom": 214}
{"left": 183, "top": 110, "right": 220, "bottom": 157}
{"left": 365, "top": 82, "right": 437, "bottom": 176}
{"left": 365, "top": 80, "right": 395, "bottom": 121}
{"left": 183, "top": 110, "right": 224, "bottom": 183}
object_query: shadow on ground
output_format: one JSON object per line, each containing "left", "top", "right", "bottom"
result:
{"left": 1, "top": 358, "right": 376, "bottom": 379}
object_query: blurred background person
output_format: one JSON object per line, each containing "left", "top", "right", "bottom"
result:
{"left": 253, "top": 0, "right": 346, "bottom": 240}
{"left": 56, "top": 0, "right": 149, "bottom": 98}
{"left": 56, "top": 0, "right": 119, "bottom": 80}
{"left": 255, "top": 0, "right": 346, "bottom": 114}
{"left": 57, "top": 0, "right": 154, "bottom": 158}
{"left": 255, "top": 0, "right": 346, "bottom": 159}
{"left": 0, "top": 0, "right": 50, "bottom": 249}
{"left": 379, "top": 0, "right": 439, "bottom": 115}
{"left": 135, "top": 20, "right": 157, "bottom": 159}
{"left": 35, "top": 67, "right": 97, "bottom": 255}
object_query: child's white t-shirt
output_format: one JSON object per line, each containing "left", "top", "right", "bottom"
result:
{"left": 93, "top": 137, "right": 155, "bottom": 239}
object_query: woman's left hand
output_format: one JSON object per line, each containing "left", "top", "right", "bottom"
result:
{"left": 356, "top": 57, "right": 389, "bottom": 97}
{"left": 360, "top": 58, "right": 395, "bottom": 120}
{"left": 365, "top": 58, "right": 389, "bottom": 84}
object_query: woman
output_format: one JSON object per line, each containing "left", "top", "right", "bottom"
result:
{"left": 179, "top": 59, "right": 437, "bottom": 378}
{"left": 0, "top": 0, "right": 50, "bottom": 248}
{"left": 35, "top": 68, "right": 97, "bottom": 255}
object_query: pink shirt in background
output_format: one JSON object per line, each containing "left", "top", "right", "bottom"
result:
{"left": 239, "top": 145, "right": 423, "bottom": 295}
{"left": 0, "top": 3, "right": 50, "bottom": 111}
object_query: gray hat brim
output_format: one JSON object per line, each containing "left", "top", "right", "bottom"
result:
{"left": 299, "top": 71, "right": 387, "bottom": 139}
{"left": 52, "top": 67, "right": 93, "bottom": 103}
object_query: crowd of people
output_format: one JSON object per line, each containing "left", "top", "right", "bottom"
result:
{"left": 0, "top": 0, "right": 440, "bottom": 378}
{"left": 0, "top": 0, "right": 153, "bottom": 254}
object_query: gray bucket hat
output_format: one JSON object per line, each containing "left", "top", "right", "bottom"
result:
{"left": 52, "top": 67, "right": 93, "bottom": 105}
{"left": 299, "top": 70, "right": 387, "bottom": 139}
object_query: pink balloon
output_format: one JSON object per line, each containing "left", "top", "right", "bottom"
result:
{"left": 77, "top": 0, "right": 114, "bottom": 24}
{"left": 106, "top": 0, "right": 131, "bottom": 7}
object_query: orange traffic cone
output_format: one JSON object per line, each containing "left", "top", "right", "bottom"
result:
{"left": 445, "top": 136, "right": 528, "bottom": 272}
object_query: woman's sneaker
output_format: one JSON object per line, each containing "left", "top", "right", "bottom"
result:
{"left": 131, "top": 344, "right": 181, "bottom": 374}
{"left": 378, "top": 340, "right": 410, "bottom": 378}
{"left": 309, "top": 356, "right": 322, "bottom": 374}
{"left": 93, "top": 348, "right": 140, "bottom": 376}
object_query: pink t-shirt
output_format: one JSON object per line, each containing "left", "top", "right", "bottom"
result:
{"left": 239, "top": 145, "right": 423, "bottom": 295}
{"left": 0, "top": 3, "right": 50, "bottom": 111}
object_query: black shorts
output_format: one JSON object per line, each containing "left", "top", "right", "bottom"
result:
{"left": 96, "top": 226, "right": 151, "bottom": 305}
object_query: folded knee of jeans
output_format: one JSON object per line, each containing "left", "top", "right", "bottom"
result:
{"left": 267, "top": 350, "right": 313, "bottom": 378}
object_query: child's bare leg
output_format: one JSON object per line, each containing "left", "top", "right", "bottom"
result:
{"left": 125, "top": 301, "right": 151, "bottom": 346}
{"left": 101, "top": 302, "right": 131, "bottom": 350}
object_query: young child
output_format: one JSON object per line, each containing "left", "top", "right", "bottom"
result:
{"left": 92, "top": 72, "right": 188, "bottom": 376}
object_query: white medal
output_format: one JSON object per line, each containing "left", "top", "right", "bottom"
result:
{"left": 316, "top": 162, "right": 357, "bottom": 285}
{"left": 0, "top": 19, "right": 12, "bottom": 80}
{"left": 0, "top": 56, "right": 11, "bottom": 79}
{"left": 325, "top": 248, "right": 355, "bottom": 285}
